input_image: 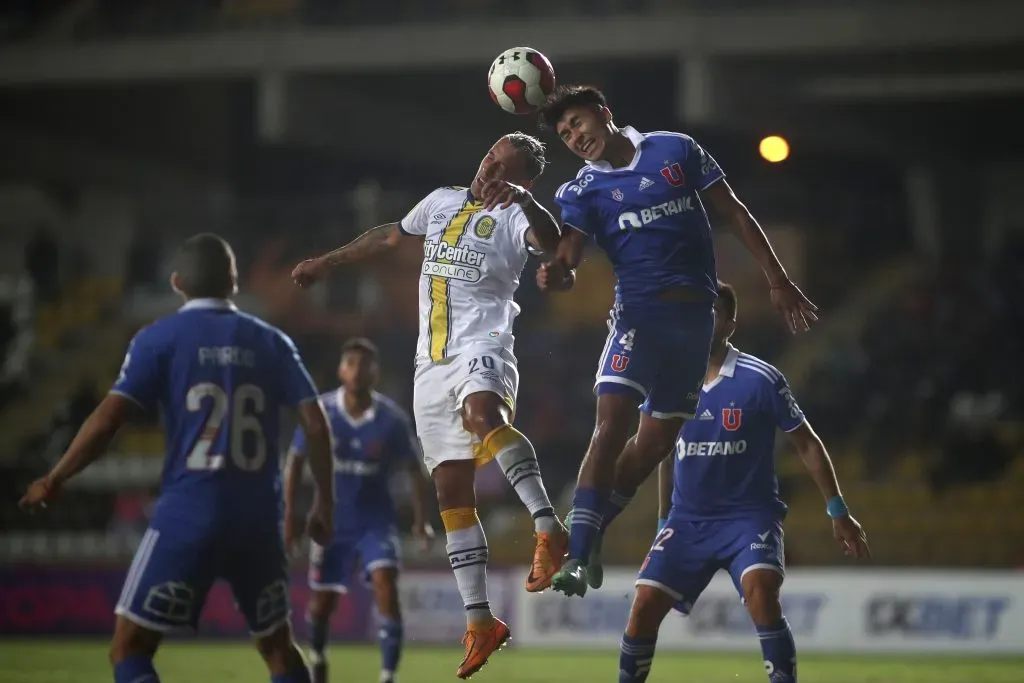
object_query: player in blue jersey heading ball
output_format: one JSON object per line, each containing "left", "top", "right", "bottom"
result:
{"left": 535, "top": 85, "right": 819, "bottom": 597}
{"left": 19, "top": 233, "right": 336, "bottom": 683}
{"left": 618, "top": 281, "right": 869, "bottom": 683}
{"left": 283, "top": 337, "right": 435, "bottom": 683}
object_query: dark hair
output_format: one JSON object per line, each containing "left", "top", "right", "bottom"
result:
{"left": 505, "top": 131, "right": 547, "bottom": 179}
{"left": 172, "top": 233, "right": 236, "bottom": 299}
{"left": 538, "top": 84, "right": 608, "bottom": 131}
{"left": 341, "top": 337, "right": 379, "bottom": 361}
{"left": 716, "top": 281, "right": 738, "bottom": 322}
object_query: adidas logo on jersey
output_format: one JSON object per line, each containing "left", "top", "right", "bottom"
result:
{"left": 638, "top": 177, "right": 656, "bottom": 191}
{"left": 699, "top": 408, "right": 714, "bottom": 420}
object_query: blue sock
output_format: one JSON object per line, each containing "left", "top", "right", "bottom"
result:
{"left": 600, "top": 489, "right": 635, "bottom": 532}
{"left": 307, "top": 613, "right": 328, "bottom": 665}
{"left": 113, "top": 655, "right": 159, "bottom": 683}
{"left": 272, "top": 670, "right": 311, "bottom": 683}
{"left": 379, "top": 617, "right": 403, "bottom": 678}
{"left": 618, "top": 634, "right": 657, "bottom": 683}
{"left": 568, "top": 487, "right": 605, "bottom": 562}
{"left": 756, "top": 617, "right": 797, "bottom": 682}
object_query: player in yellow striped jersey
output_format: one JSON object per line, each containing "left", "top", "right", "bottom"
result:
{"left": 292, "top": 132, "right": 568, "bottom": 679}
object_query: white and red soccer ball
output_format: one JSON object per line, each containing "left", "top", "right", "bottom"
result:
{"left": 487, "top": 47, "right": 556, "bottom": 115}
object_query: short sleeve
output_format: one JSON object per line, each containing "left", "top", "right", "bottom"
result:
{"left": 509, "top": 208, "right": 542, "bottom": 256}
{"left": 683, "top": 136, "right": 726, "bottom": 191}
{"left": 399, "top": 190, "right": 437, "bottom": 236}
{"left": 387, "top": 408, "right": 420, "bottom": 465}
{"left": 554, "top": 179, "right": 594, "bottom": 236}
{"left": 111, "top": 326, "right": 164, "bottom": 412}
{"left": 287, "top": 426, "right": 306, "bottom": 459}
{"left": 275, "top": 331, "right": 319, "bottom": 407}
{"left": 769, "top": 373, "right": 805, "bottom": 433}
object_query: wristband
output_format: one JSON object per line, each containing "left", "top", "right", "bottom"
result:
{"left": 657, "top": 518, "right": 668, "bottom": 533}
{"left": 826, "top": 496, "right": 849, "bottom": 519}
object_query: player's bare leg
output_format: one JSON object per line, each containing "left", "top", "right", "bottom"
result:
{"left": 433, "top": 459, "right": 510, "bottom": 678}
{"left": 742, "top": 568, "right": 798, "bottom": 682}
{"left": 618, "top": 585, "right": 675, "bottom": 683}
{"left": 369, "top": 567, "right": 404, "bottom": 683}
{"left": 305, "top": 591, "right": 337, "bottom": 683}
{"left": 462, "top": 391, "right": 567, "bottom": 592}
{"left": 553, "top": 392, "right": 635, "bottom": 597}
{"left": 110, "top": 616, "right": 162, "bottom": 683}
{"left": 255, "top": 621, "right": 314, "bottom": 683}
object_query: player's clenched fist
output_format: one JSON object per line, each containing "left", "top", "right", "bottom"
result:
{"left": 479, "top": 179, "right": 530, "bottom": 211}
{"left": 536, "top": 261, "right": 575, "bottom": 292}
{"left": 292, "top": 257, "right": 328, "bottom": 288}
{"left": 19, "top": 476, "right": 57, "bottom": 511}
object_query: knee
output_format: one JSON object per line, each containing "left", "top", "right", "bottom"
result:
{"left": 372, "top": 571, "right": 401, "bottom": 619}
{"left": 109, "top": 619, "right": 160, "bottom": 666}
{"left": 461, "top": 400, "right": 506, "bottom": 440}
{"left": 743, "top": 578, "right": 783, "bottom": 625}
{"left": 308, "top": 591, "right": 337, "bottom": 621}
{"left": 433, "top": 461, "right": 476, "bottom": 511}
{"left": 624, "top": 586, "right": 672, "bottom": 638}
{"left": 255, "top": 623, "right": 303, "bottom": 670}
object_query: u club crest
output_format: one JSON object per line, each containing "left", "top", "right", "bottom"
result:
{"left": 722, "top": 407, "right": 743, "bottom": 431}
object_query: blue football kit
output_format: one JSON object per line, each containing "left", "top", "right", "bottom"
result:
{"left": 636, "top": 346, "right": 806, "bottom": 613}
{"left": 554, "top": 126, "right": 724, "bottom": 419}
{"left": 289, "top": 389, "right": 419, "bottom": 593}
{"left": 111, "top": 298, "right": 319, "bottom": 636}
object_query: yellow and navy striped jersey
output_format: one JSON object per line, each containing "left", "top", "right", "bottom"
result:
{"left": 399, "top": 186, "right": 534, "bottom": 365}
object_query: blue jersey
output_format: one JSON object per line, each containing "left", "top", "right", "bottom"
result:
{"left": 289, "top": 389, "right": 419, "bottom": 535}
{"left": 554, "top": 126, "right": 724, "bottom": 307}
{"left": 671, "top": 346, "right": 805, "bottom": 521}
{"left": 112, "top": 298, "right": 318, "bottom": 538}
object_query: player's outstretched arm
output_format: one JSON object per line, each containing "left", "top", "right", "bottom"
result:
{"left": 19, "top": 394, "right": 136, "bottom": 510}
{"left": 786, "top": 420, "right": 871, "bottom": 559}
{"left": 292, "top": 222, "right": 405, "bottom": 288}
{"left": 535, "top": 228, "right": 585, "bottom": 292}
{"left": 700, "top": 181, "right": 818, "bottom": 333}
{"left": 296, "top": 399, "right": 336, "bottom": 544}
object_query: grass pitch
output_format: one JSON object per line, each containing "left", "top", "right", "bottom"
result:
{"left": 0, "top": 640, "right": 1020, "bottom": 682}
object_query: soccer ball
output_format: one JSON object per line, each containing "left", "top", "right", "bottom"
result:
{"left": 487, "top": 47, "right": 556, "bottom": 115}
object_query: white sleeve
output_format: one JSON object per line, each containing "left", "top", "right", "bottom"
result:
{"left": 510, "top": 207, "right": 542, "bottom": 256}
{"left": 399, "top": 190, "right": 436, "bottom": 236}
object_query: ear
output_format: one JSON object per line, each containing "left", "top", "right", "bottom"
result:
{"left": 600, "top": 106, "right": 613, "bottom": 124}
{"left": 170, "top": 272, "right": 182, "bottom": 295}
{"left": 521, "top": 178, "right": 534, "bottom": 190}
{"left": 724, "top": 320, "right": 738, "bottom": 341}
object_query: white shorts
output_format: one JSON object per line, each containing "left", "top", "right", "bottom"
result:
{"left": 413, "top": 344, "right": 519, "bottom": 473}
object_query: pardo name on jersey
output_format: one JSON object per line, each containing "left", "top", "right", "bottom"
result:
{"left": 423, "top": 240, "right": 486, "bottom": 283}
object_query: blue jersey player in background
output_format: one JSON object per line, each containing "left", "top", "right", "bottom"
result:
{"left": 619, "top": 282, "right": 870, "bottom": 683}
{"left": 19, "top": 233, "right": 336, "bottom": 683}
{"left": 283, "top": 337, "right": 434, "bottom": 683}
{"left": 536, "top": 85, "right": 819, "bottom": 596}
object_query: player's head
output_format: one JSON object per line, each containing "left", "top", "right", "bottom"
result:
{"left": 170, "top": 233, "right": 238, "bottom": 300}
{"left": 471, "top": 132, "right": 547, "bottom": 199}
{"left": 338, "top": 337, "right": 379, "bottom": 393}
{"left": 713, "top": 280, "right": 738, "bottom": 349}
{"left": 538, "top": 85, "right": 613, "bottom": 163}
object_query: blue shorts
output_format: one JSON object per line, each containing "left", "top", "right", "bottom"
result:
{"left": 308, "top": 527, "right": 401, "bottom": 593}
{"left": 114, "top": 525, "right": 290, "bottom": 636}
{"left": 595, "top": 300, "right": 714, "bottom": 419}
{"left": 636, "top": 516, "right": 785, "bottom": 614}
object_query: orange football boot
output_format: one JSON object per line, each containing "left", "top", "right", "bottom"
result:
{"left": 456, "top": 618, "right": 511, "bottom": 679}
{"left": 524, "top": 524, "right": 569, "bottom": 592}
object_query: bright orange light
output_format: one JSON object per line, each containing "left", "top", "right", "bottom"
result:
{"left": 759, "top": 135, "right": 790, "bottom": 163}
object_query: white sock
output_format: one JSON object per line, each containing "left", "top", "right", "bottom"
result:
{"left": 442, "top": 508, "right": 493, "bottom": 626}
{"left": 485, "top": 425, "right": 559, "bottom": 534}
